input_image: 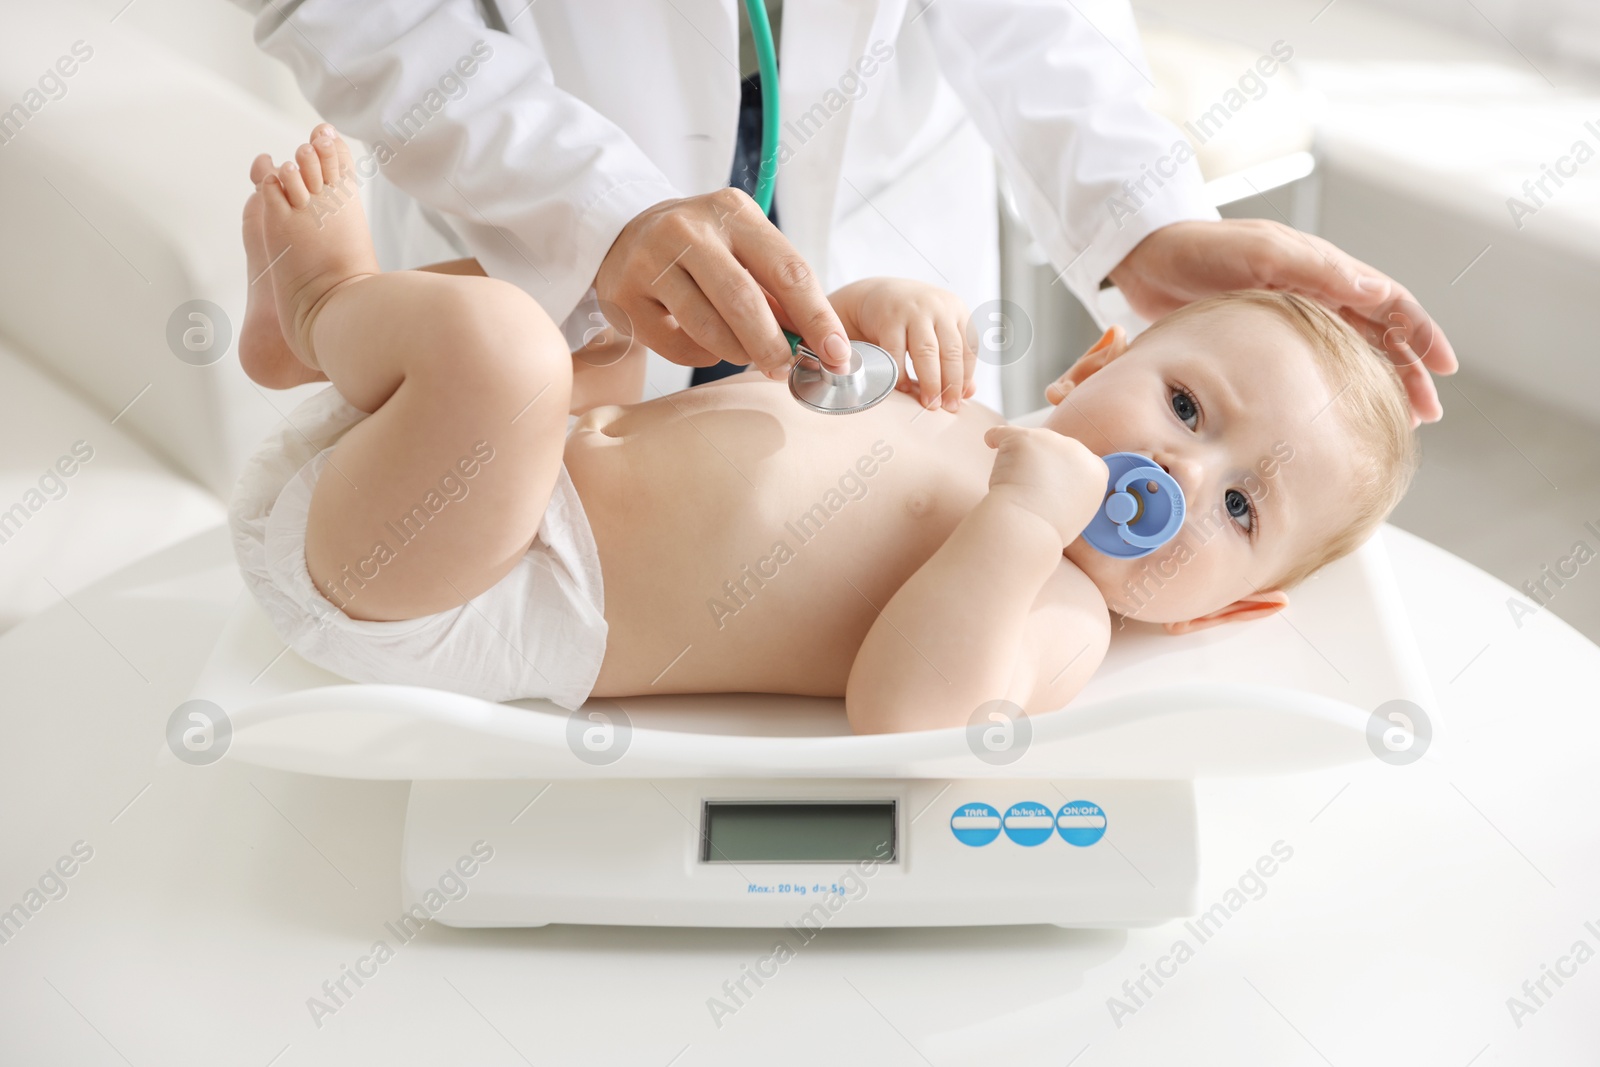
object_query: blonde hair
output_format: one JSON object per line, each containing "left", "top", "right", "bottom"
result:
{"left": 1140, "top": 289, "right": 1419, "bottom": 590}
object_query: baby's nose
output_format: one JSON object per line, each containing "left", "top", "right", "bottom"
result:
{"left": 1137, "top": 451, "right": 1169, "bottom": 474}
{"left": 1150, "top": 453, "right": 1200, "bottom": 493}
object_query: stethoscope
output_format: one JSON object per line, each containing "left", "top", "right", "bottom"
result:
{"left": 739, "top": 0, "right": 902, "bottom": 416}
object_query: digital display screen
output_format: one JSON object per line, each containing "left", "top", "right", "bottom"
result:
{"left": 700, "top": 801, "right": 896, "bottom": 863}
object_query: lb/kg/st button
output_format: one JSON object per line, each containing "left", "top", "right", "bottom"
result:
{"left": 1002, "top": 802, "right": 1055, "bottom": 846}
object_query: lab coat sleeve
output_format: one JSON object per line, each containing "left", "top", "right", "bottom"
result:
{"left": 245, "top": 0, "right": 682, "bottom": 333}
{"left": 921, "top": 0, "right": 1220, "bottom": 325}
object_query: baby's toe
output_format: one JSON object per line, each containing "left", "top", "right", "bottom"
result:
{"left": 277, "top": 160, "right": 309, "bottom": 208}
{"left": 294, "top": 143, "right": 324, "bottom": 194}
{"left": 310, "top": 133, "right": 341, "bottom": 190}
{"left": 323, "top": 128, "right": 357, "bottom": 183}
{"left": 249, "top": 153, "right": 274, "bottom": 186}
{"left": 258, "top": 170, "right": 289, "bottom": 213}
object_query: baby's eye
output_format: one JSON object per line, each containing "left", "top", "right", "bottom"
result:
{"left": 1170, "top": 388, "right": 1199, "bottom": 429}
{"left": 1224, "top": 488, "right": 1254, "bottom": 533}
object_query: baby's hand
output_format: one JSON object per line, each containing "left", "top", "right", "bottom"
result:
{"left": 983, "top": 425, "right": 1109, "bottom": 545}
{"left": 829, "top": 278, "right": 974, "bottom": 411}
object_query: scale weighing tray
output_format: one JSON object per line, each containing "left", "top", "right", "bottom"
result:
{"left": 186, "top": 531, "right": 1432, "bottom": 928}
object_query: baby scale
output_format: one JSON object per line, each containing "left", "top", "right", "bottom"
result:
{"left": 186, "top": 412, "right": 1433, "bottom": 929}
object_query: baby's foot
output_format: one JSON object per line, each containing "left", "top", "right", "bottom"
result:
{"left": 239, "top": 159, "right": 327, "bottom": 389}
{"left": 255, "top": 125, "right": 381, "bottom": 371}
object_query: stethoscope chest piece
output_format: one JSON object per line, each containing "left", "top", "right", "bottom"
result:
{"left": 1083, "top": 452, "right": 1186, "bottom": 559}
{"left": 788, "top": 339, "right": 900, "bottom": 415}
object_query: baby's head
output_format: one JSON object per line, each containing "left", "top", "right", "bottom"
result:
{"left": 1042, "top": 289, "right": 1417, "bottom": 632}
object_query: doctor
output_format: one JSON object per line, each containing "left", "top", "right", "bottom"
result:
{"left": 242, "top": 0, "right": 1454, "bottom": 420}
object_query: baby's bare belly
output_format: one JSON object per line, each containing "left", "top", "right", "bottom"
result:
{"left": 564, "top": 376, "right": 1002, "bottom": 696}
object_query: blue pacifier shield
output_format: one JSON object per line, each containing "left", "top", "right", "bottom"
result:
{"left": 1082, "top": 452, "right": 1186, "bottom": 559}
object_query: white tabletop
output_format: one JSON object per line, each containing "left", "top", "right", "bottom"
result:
{"left": 1, "top": 525, "right": 1595, "bottom": 1066}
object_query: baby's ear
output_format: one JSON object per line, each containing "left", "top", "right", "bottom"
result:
{"left": 1045, "top": 325, "right": 1129, "bottom": 404}
{"left": 1162, "top": 589, "right": 1289, "bottom": 635}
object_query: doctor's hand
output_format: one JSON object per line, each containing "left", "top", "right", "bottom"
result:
{"left": 829, "top": 278, "right": 976, "bottom": 412}
{"left": 1107, "top": 220, "right": 1458, "bottom": 426}
{"left": 594, "top": 189, "right": 852, "bottom": 379}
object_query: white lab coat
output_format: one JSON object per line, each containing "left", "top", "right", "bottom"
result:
{"left": 242, "top": 0, "right": 1216, "bottom": 398}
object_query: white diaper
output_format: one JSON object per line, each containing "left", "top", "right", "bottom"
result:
{"left": 228, "top": 385, "right": 607, "bottom": 710}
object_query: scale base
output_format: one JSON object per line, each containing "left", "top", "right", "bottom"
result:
{"left": 402, "top": 778, "right": 1198, "bottom": 929}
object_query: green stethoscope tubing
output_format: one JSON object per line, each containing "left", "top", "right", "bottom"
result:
{"left": 743, "top": 0, "right": 781, "bottom": 218}
{"left": 742, "top": 0, "right": 798, "bottom": 357}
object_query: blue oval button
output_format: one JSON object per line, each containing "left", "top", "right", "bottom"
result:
{"left": 1056, "top": 800, "right": 1107, "bottom": 846}
{"left": 1002, "top": 802, "right": 1055, "bottom": 846}
{"left": 950, "top": 803, "right": 1001, "bottom": 846}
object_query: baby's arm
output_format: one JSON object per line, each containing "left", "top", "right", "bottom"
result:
{"left": 844, "top": 427, "right": 1111, "bottom": 734}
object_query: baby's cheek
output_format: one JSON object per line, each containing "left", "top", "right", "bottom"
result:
{"left": 1066, "top": 538, "right": 1233, "bottom": 624}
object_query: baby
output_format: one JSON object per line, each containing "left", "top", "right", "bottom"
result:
{"left": 233, "top": 127, "right": 1417, "bottom": 734}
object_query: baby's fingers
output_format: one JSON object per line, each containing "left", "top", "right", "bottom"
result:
{"left": 906, "top": 319, "right": 943, "bottom": 410}
{"left": 934, "top": 317, "right": 970, "bottom": 412}
{"left": 869, "top": 323, "right": 915, "bottom": 396}
{"left": 983, "top": 424, "right": 1030, "bottom": 449}
{"left": 1045, "top": 371, "right": 1075, "bottom": 405}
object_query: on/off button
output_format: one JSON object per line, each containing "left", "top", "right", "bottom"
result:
{"left": 1057, "top": 801, "right": 1107, "bottom": 846}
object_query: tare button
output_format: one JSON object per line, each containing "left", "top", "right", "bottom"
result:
{"left": 1002, "top": 802, "right": 1055, "bottom": 846}
{"left": 949, "top": 803, "right": 1001, "bottom": 846}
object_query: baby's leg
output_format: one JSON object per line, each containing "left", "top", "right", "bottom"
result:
{"left": 241, "top": 143, "right": 643, "bottom": 410}
{"left": 257, "top": 131, "right": 571, "bottom": 622}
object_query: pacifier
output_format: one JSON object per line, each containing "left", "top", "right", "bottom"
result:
{"left": 1082, "top": 452, "right": 1186, "bottom": 559}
